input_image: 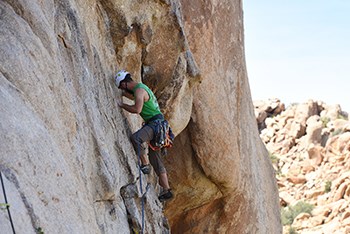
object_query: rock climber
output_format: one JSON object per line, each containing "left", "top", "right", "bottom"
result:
{"left": 115, "top": 70, "right": 173, "bottom": 202}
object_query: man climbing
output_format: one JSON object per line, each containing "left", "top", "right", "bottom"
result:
{"left": 115, "top": 70, "right": 173, "bottom": 202}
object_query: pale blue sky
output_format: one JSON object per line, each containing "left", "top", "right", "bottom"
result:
{"left": 243, "top": 1, "right": 350, "bottom": 112}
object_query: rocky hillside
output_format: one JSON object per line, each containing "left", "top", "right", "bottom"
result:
{"left": 0, "top": 0, "right": 281, "bottom": 233}
{"left": 254, "top": 98, "right": 350, "bottom": 234}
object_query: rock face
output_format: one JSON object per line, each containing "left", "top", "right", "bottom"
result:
{"left": 254, "top": 98, "right": 350, "bottom": 233}
{"left": 165, "top": 1, "right": 280, "bottom": 233}
{"left": 0, "top": 0, "right": 280, "bottom": 233}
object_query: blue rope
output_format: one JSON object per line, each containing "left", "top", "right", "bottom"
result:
{"left": 0, "top": 171, "right": 16, "bottom": 234}
{"left": 136, "top": 131, "right": 145, "bottom": 234}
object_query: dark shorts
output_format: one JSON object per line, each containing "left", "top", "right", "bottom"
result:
{"left": 131, "top": 125, "right": 166, "bottom": 175}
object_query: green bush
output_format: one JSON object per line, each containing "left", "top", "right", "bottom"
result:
{"left": 332, "top": 128, "right": 343, "bottom": 136}
{"left": 324, "top": 181, "right": 332, "bottom": 193}
{"left": 288, "top": 226, "right": 298, "bottom": 234}
{"left": 281, "top": 201, "right": 314, "bottom": 225}
{"left": 320, "top": 117, "right": 330, "bottom": 128}
{"left": 269, "top": 151, "right": 279, "bottom": 164}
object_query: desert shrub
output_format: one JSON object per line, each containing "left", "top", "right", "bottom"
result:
{"left": 332, "top": 128, "right": 343, "bottom": 136}
{"left": 288, "top": 226, "right": 298, "bottom": 234}
{"left": 281, "top": 201, "right": 314, "bottom": 225}
{"left": 324, "top": 181, "right": 332, "bottom": 193}
{"left": 320, "top": 117, "right": 330, "bottom": 128}
{"left": 269, "top": 151, "right": 279, "bottom": 164}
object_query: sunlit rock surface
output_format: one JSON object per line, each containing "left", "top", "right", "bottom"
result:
{"left": 0, "top": 0, "right": 280, "bottom": 233}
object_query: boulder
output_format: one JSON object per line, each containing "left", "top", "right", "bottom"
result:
{"left": 320, "top": 104, "right": 343, "bottom": 121}
{"left": 326, "top": 132, "right": 350, "bottom": 154}
{"left": 332, "top": 183, "right": 348, "bottom": 202}
{"left": 287, "top": 176, "right": 307, "bottom": 184}
{"left": 293, "top": 212, "right": 311, "bottom": 226}
{"left": 304, "top": 116, "right": 323, "bottom": 145}
{"left": 307, "top": 144, "right": 324, "bottom": 166}
{"left": 328, "top": 119, "right": 349, "bottom": 132}
{"left": 253, "top": 99, "right": 350, "bottom": 233}
{"left": 286, "top": 120, "right": 306, "bottom": 140}
{"left": 294, "top": 100, "right": 319, "bottom": 125}
{"left": 280, "top": 191, "right": 297, "bottom": 206}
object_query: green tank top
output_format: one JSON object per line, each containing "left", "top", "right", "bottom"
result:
{"left": 133, "top": 83, "right": 162, "bottom": 121}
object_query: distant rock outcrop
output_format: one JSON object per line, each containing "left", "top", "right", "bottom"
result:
{"left": 254, "top": 98, "right": 350, "bottom": 233}
{"left": 0, "top": 0, "right": 281, "bottom": 233}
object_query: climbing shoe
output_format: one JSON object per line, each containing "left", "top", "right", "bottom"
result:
{"left": 158, "top": 189, "right": 173, "bottom": 202}
{"left": 140, "top": 164, "right": 151, "bottom": 174}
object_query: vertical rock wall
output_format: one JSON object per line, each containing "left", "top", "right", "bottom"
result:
{"left": 0, "top": 0, "right": 281, "bottom": 233}
{"left": 165, "top": 0, "right": 282, "bottom": 233}
{"left": 0, "top": 0, "right": 179, "bottom": 233}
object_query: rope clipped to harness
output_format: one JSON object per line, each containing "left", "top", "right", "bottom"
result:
{"left": 148, "top": 119, "right": 174, "bottom": 151}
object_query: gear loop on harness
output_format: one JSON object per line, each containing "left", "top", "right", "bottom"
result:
{"left": 147, "top": 119, "right": 174, "bottom": 151}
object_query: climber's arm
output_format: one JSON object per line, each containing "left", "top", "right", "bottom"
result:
{"left": 117, "top": 88, "right": 145, "bottom": 114}
{"left": 122, "top": 90, "right": 134, "bottom": 100}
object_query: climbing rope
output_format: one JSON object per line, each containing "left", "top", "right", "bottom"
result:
{"left": 137, "top": 131, "right": 145, "bottom": 234}
{"left": 0, "top": 171, "right": 16, "bottom": 234}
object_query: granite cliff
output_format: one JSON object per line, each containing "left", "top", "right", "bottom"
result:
{"left": 0, "top": 0, "right": 281, "bottom": 233}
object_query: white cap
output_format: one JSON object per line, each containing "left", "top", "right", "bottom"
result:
{"left": 115, "top": 70, "right": 129, "bottom": 87}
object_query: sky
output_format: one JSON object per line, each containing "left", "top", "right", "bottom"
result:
{"left": 243, "top": 0, "right": 350, "bottom": 112}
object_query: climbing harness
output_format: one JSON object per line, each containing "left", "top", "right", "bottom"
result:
{"left": 148, "top": 119, "right": 174, "bottom": 151}
{"left": 0, "top": 171, "right": 16, "bottom": 234}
